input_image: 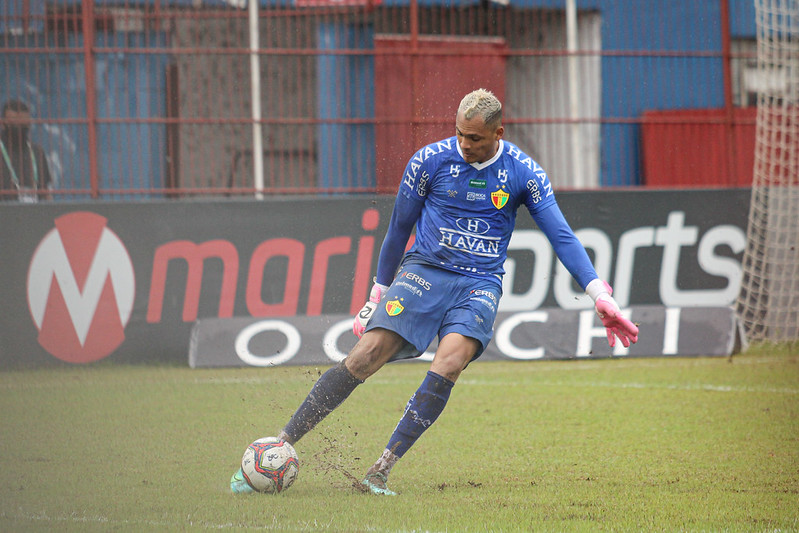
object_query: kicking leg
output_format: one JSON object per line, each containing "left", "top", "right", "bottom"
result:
{"left": 280, "top": 328, "right": 406, "bottom": 444}
{"left": 278, "top": 361, "right": 363, "bottom": 444}
{"left": 232, "top": 361, "right": 364, "bottom": 494}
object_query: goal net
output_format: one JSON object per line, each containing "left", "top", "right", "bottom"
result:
{"left": 735, "top": 0, "right": 799, "bottom": 343}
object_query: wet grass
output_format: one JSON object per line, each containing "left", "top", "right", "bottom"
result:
{"left": 0, "top": 348, "right": 797, "bottom": 531}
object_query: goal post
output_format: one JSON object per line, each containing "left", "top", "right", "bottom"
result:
{"left": 735, "top": 0, "right": 799, "bottom": 344}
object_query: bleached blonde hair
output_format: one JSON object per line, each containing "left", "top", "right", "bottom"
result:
{"left": 457, "top": 89, "right": 502, "bottom": 128}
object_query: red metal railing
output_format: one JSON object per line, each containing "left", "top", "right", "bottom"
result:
{"left": 0, "top": 0, "right": 756, "bottom": 200}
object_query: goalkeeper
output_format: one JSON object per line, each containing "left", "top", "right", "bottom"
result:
{"left": 231, "top": 88, "right": 638, "bottom": 495}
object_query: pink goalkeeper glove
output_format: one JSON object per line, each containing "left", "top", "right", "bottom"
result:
{"left": 353, "top": 282, "right": 389, "bottom": 338}
{"left": 586, "top": 279, "right": 639, "bottom": 348}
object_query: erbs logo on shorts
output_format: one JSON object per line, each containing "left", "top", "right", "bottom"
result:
{"left": 402, "top": 271, "right": 432, "bottom": 290}
{"left": 470, "top": 289, "right": 498, "bottom": 306}
{"left": 27, "top": 212, "right": 135, "bottom": 363}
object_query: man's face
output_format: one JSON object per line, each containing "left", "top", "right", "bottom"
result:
{"left": 2, "top": 109, "right": 32, "bottom": 140}
{"left": 455, "top": 110, "right": 503, "bottom": 164}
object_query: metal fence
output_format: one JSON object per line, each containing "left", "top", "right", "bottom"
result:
{"left": 1, "top": 0, "right": 757, "bottom": 200}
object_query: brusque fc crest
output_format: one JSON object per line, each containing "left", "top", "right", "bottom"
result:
{"left": 491, "top": 188, "right": 509, "bottom": 209}
{"left": 385, "top": 299, "right": 405, "bottom": 316}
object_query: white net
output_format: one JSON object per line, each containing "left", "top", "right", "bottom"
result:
{"left": 735, "top": 0, "right": 799, "bottom": 343}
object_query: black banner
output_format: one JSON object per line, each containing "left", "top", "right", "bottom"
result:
{"left": 0, "top": 189, "right": 750, "bottom": 367}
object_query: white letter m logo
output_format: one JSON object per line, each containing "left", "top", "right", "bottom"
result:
{"left": 27, "top": 212, "right": 135, "bottom": 362}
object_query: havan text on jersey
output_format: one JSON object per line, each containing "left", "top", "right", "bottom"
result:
{"left": 439, "top": 218, "right": 501, "bottom": 258}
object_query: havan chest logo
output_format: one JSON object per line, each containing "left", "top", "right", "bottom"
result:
{"left": 27, "top": 212, "right": 135, "bottom": 363}
{"left": 439, "top": 217, "right": 501, "bottom": 258}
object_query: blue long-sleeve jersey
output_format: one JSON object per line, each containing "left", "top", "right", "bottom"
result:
{"left": 376, "top": 137, "right": 598, "bottom": 290}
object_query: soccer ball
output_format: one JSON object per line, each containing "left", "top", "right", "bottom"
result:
{"left": 241, "top": 437, "right": 299, "bottom": 494}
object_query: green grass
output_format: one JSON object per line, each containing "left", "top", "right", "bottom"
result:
{"left": 1, "top": 348, "right": 797, "bottom": 532}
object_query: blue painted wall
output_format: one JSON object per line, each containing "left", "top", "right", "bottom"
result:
{"left": 599, "top": 1, "right": 725, "bottom": 185}
{"left": 317, "top": 23, "right": 376, "bottom": 191}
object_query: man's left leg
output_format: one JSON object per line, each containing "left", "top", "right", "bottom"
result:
{"left": 362, "top": 333, "right": 479, "bottom": 495}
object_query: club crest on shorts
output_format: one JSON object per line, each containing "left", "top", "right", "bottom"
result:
{"left": 491, "top": 188, "right": 509, "bottom": 209}
{"left": 385, "top": 299, "right": 405, "bottom": 316}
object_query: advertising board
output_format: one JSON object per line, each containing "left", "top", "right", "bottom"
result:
{"left": 0, "top": 189, "right": 749, "bottom": 367}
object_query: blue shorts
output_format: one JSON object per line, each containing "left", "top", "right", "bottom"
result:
{"left": 365, "top": 261, "right": 502, "bottom": 362}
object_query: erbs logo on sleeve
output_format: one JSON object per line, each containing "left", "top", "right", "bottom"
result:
{"left": 416, "top": 171, "right": 429, "bottom": 197}
{"left": 27, "top": 212, "right": 135, "bottom": 363}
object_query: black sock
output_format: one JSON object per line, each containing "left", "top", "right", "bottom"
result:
{"left": 281, "top": 361, "right": 363, "bottom": 444}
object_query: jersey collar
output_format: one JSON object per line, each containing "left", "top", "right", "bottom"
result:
{"left": 457, "top": 140, "right": 504, "bottom": 171}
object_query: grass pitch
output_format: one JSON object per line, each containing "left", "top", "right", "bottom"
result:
{"left": 0, "top": 346, "right": 797, "bottom": 532}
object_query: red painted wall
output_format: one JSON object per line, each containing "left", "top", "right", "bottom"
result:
{"left": 641, "top": 108, "right": 757, "bottom": 188}
{"left": 374, "top": 36, "right": 508, "bottom": 193}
